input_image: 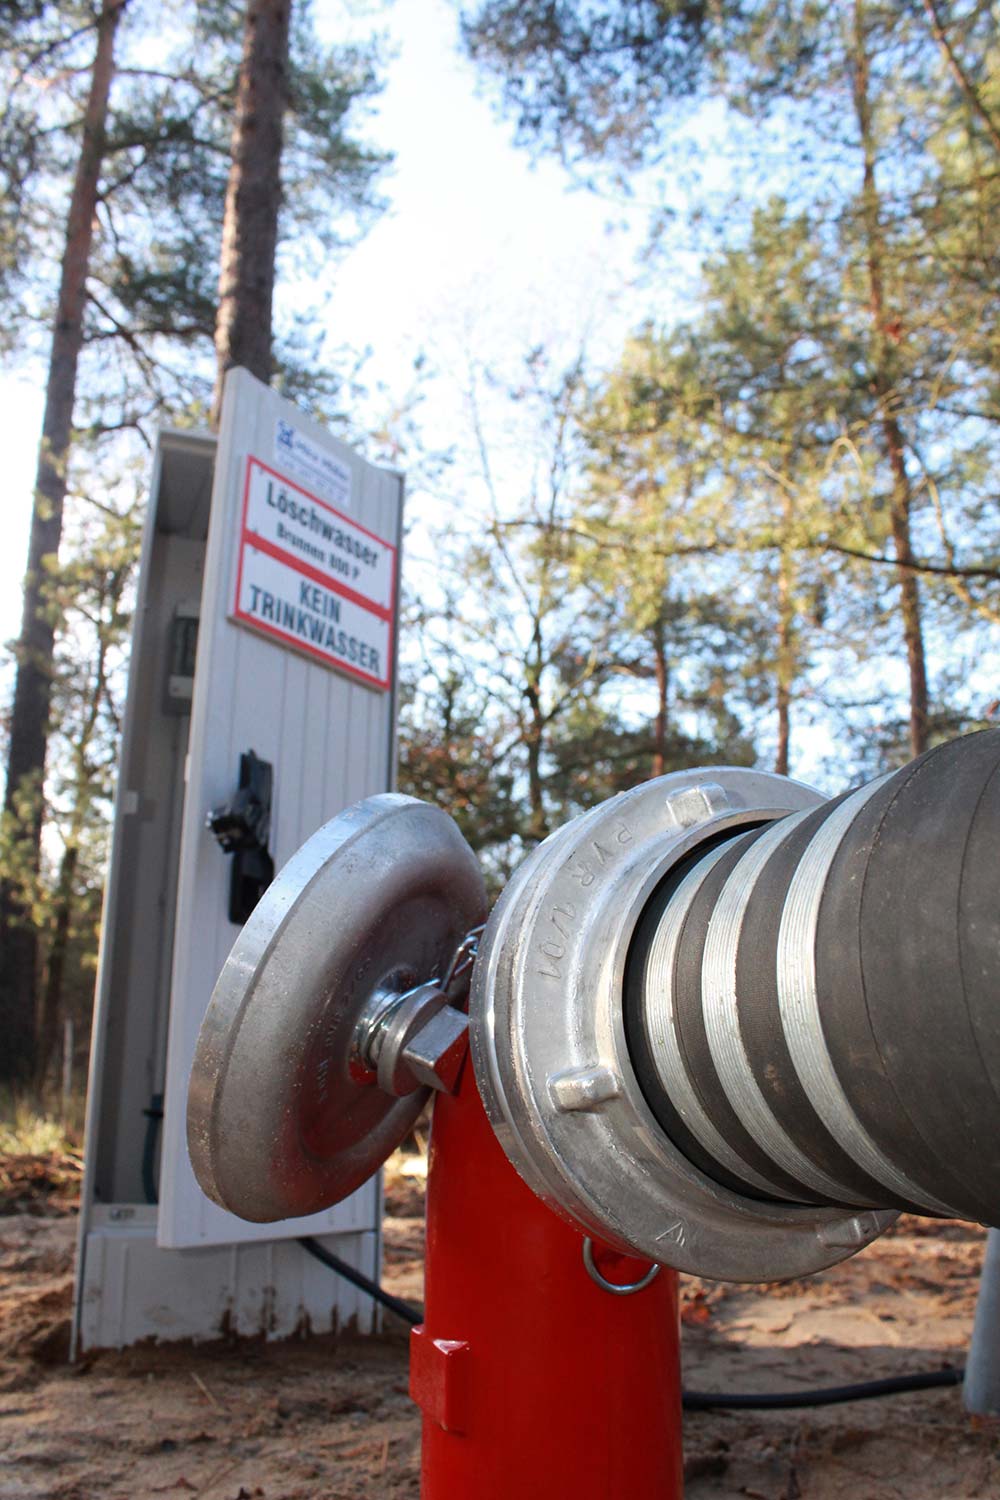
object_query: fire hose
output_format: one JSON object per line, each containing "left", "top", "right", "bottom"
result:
{"left": 187, "top": 729, "right": 1000, "bottom": 1495}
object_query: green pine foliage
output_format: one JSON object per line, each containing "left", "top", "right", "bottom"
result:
{"left": 460, "top": 0, "right": 1000, "bottom": 770}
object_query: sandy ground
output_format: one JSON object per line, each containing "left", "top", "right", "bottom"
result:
{"left": 678, "top": 1216, "right": 995, "bottom": 1500}
{"left": 0, "top": 1152, "right": 997, "bottom": 1499}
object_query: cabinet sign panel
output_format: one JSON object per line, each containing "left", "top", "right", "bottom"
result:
{"left": 232, "top": 457, "right": 395, "bottom": 690}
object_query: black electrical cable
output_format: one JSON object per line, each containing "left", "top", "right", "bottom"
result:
{"left": 142, "top": 1094, "right": 164, "bottom": 1205}
{"left": 681, "top": 1368, "right": 964, "bottom": 1410}
{"left": 136, "top": 1101, "right": 418, "bottom": 1324}
{"left": 299, "top": 1236, "right": 423, "bottom": 1325}
{"left": 301, "top": 1241, "right": 967, "bottom": 1409}
{"left": 139, "top": 1107, "right": 419, "bottom": 1327}
{"left": 146, "top": 1087, "right": 970, "bottom": 1410}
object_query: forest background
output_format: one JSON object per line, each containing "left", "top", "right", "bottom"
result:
{"left": 0, "top": 0, "right": 998, "bottom": 1094}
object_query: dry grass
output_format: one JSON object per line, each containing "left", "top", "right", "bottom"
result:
{"left": 0, "top": 1087, "right": 86, "bottom": 1155}
{"left": 0, "top": 1091, "right": 85, "bottom": 1218}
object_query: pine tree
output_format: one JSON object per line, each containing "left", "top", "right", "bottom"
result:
{"left": 0, "top": 0, "right": 387, "bottom": 1084}
{"left": 0, "top": 0, "right": 127, "bottom": 1086}
{"left": 212, "top": 0, "right": 292, "bottom": 412}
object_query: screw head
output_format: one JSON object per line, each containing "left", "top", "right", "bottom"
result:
{"left": 664, "top": 782, "right": 731, "bottom": 828}
{"left": 547, "top": 1064, "right": 622, "bottom": 1113}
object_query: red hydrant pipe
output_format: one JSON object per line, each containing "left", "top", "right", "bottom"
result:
{"left": 411, "top": 1057, "right": 684, "bottom": 1499}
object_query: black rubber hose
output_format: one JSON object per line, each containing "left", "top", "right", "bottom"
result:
{"left": 626, "top": 729, "right": 1000, "bottom": 1225}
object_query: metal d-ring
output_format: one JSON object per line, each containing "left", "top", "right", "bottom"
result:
{"left": 582, "top": 1238, "right": 661, "bottom": 1296}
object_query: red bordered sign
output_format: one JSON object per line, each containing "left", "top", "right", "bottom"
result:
{"left": 232, "top": 456, "right": 396, "bottom": 692}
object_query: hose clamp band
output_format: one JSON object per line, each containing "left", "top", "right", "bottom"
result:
{"left": 470, "top": 768, "right": 897, "bottom": 1282}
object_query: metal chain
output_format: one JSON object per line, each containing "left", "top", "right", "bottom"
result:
{"left": 441, "top": 922, "right": 486, "bottom": 1001}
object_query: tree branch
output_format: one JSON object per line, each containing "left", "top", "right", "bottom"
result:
{"left": 818, "top": 538, "right": 1000, "bottom": 580}
{"left": 922, "top": 0, "right": 1000, "bottom": 156}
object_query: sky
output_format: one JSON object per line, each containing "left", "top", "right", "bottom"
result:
{"left": 0, "top": 0, "right": 904, "bottom": 789}
{"left": 319, "top": 0, "right": 649, "bottom": 370}
{"left": 0, "top": 0, "right": 657, "bottom": 686}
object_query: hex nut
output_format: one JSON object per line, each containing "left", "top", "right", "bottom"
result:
{"left": 401, "top": 1006, "right": 471, "bottom": 1094}
{"left": 375, "top": 983, "right": 448, "bottom": 1096}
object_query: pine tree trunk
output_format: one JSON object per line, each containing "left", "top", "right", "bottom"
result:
{"left": 523, "top": 614, "right": 549, "bottom": 842}
{"left": 775, "top": 490, "right": 796, "bottom": 778}
{"left": 885, "top": 428, "right": 930, "bottom": 758}
{"left": 524, "top": 687, "right": 549, "bottom": 843}
{"left": 34, "top": 571, "right": 115, "bottom": 1090}
{"left": 0, "top": 0, "right": 124, "bottom": 1088}
{"left": 211, "top": 0, "right": 292, "bottom": 423}
{"left": 851, "top": 0, "right": 930, "bottom": 760}
{"left": 525, "top": 726, "right": 547, "bottom": 842}
{"left": 35, "top": 842, "right": 79, "bottom": 1091}
{"left": 652, "top": 618, "right": 669, "bottom": 778}
{"left": 775, "top": 547, "right": 794, "bottom": 777}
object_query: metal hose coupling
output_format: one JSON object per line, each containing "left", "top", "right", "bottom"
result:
{"left": 469, "top": 730, "right": 1000, "bottom": 1281}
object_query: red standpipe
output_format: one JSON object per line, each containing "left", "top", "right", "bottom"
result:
{"left": 410, "top": 1057, "right": 684, "bottom": 1499}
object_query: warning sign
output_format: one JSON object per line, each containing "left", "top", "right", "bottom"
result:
{"left": 242, "top": 458, "right": 394, "bottom": 611}
{"left": 233, "top": 457, "right": 396, "bottom": 690}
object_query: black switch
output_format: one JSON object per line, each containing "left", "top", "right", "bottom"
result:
{"left": 207, "top": 750, "right": 276, "bottom": 924}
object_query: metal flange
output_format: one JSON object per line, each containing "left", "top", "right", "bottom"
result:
{"left": 188, "top": 794, "right": 487, "bottom": 1222}
{"left": 469, "top": 769, "right": 897, "bottom": 1282}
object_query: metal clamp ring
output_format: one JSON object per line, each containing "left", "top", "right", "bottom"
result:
{"left": 470, "top": 766, "right": 899, "bottom": 1282}
{"left": 582, "top": 1238, "right": 661, "bottom": 1296}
